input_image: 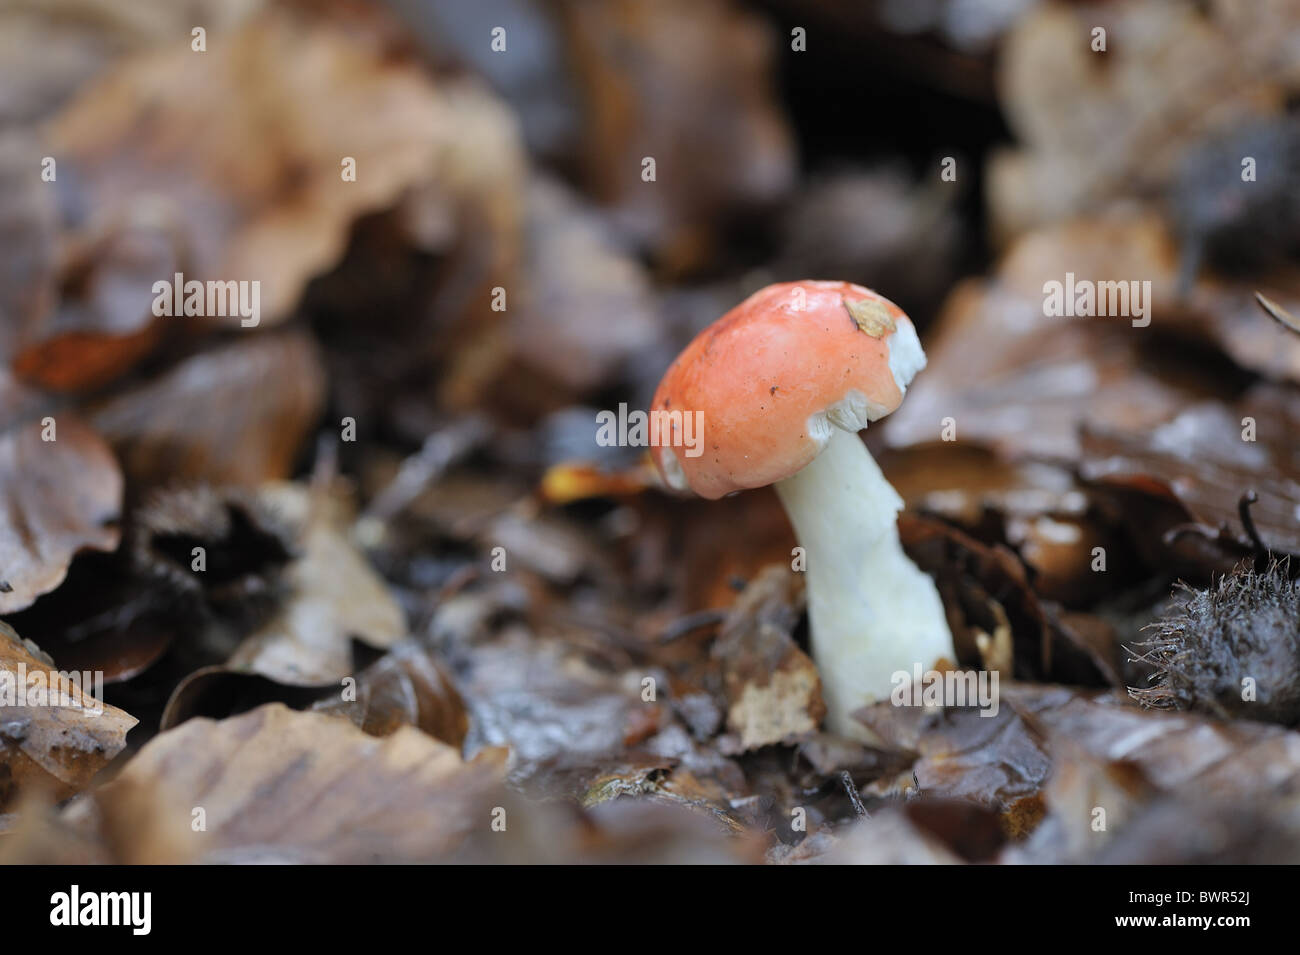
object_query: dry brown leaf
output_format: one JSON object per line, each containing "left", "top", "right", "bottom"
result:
{"left": 712, "top": 565, "right": 824, "bottom": 751}
{"left": 900, "top": 515, "right": 1117, "bottom": 685}
{"left": 994, "top": 214, "right": 1300, "bottom": 386}
{"left": 503, "top": 176, "right": 661, "bottom": 403}
{"left": 0, "top": 790, "right": 110, "bottom": 864}
{"left": 880, "top": 443, "right": 1129, "bottom": 606}
{"left": 0, "top": 414, "right": 121, "bottom": 614}
{"left": 12, "top": 216, "right": 174, "bottom": 393}
{"left": 1080, "top": 386, "right": 1300, "bottom": 559}
{"left": 826, "top": 810, "right": 966, "bottom": 865}
{"left": 43, "top": 4, "right": 524, "bottom": 329}
{"left": 0, "top": 132, "right": 59, "bottom": 363}
{"left": 453, "top": 790, "right": 760, "bottom": 864}
{"left": 88, "top": 331, "right": 325, "bottom": 487}
{"left": 310, "top": 642, "right": 469, "bottom": 746}
{"left": 554, "top": 0, "right": 794, "bottom": 271}
{"left": 91, "top": 703, "right": 506, "bottom": 863}
{"left": 0, "top": 621, "right": 137, "bottom": 810}
{"left": 0, "top": 0, "right": 265, "bottom": 128}
{"left": 885, "top": 217, "right": 1224, "bottom": 461}
{"left": 991, "top": 0, "right": 1300, "bottom": 241}
{"left": 225, "top": 483, "right": 405, "bottom": 685}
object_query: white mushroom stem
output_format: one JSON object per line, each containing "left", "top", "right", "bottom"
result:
{"left": 774, "top": 426, "right": 954, "bottom": 738}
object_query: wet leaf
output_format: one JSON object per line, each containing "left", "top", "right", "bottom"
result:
{"left": 1080, "top": 385, "right": 1300, "bottom": 559}
{"left": 885, "top": 280, "right": 1200, "bottom": 462}
{"left": 4, "top": 552, "right": 176, "bottom": 685}
{"left": 310, "top": 642, "right": 469, "bottom": 746}
{"left": 856, "top": 691, "right": 1053, "bottom": 816}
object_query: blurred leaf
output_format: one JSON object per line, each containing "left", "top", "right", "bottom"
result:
{"left": 88, "top": 332, "right": 325, "bottom": 487}
{"left": 45, "top": 4, "right": 524, "bottom": 328}
{"left": 225, "top": 483, "right": 405, "bottom": 685}
{"left": 0, "top": 414, "right": 121, "bottom": 614}
{"left": 554, "top": 0, "right": 794, "bottom": 271}
{"left": 93, "top": 703, "right": 505, "bottom": 863}
{"left": 1081, "top": 386, "right": 1300, "bottom": 558}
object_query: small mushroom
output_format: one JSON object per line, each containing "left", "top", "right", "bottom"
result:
{"left": 650, "top": 280, "right": 956, "bottom": 737}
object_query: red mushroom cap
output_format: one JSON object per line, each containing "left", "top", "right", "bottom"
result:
{"left": 650, "top": 280, "right": 924, "bottom": 499}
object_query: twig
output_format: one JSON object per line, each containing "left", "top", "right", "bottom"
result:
{"left": 1163, "top": 491, "right": 1268, "bottom": 559}
{"left": 1256, "top": 291, "right": 1300, "bottom": 336}
{"left": 1238, "top": 490, "right": 1267, "bottom": 558}
{"left": 363, "top": 416, "right": 490, "bottom": 524}
{"left": 840, "top": 770, "right": 869, "bottom": 818}
{"left": 657, "top": 608, "right": 728, "bottom": 643}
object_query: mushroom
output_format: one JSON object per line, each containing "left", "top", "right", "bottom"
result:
{"left": 650, "top": 280, "right": 955, "bottom": 737}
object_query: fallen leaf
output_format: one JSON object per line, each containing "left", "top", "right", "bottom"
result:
{"left": 554, "top": 0, "right": 794, "bottom": 271}
{"left": 990, "top": 0, "right": 1300, "bottom": 241}
{"left": 4, "top": 552, "right": 176, "bottom": 685}
{"left": 225, "top": 483, "right": 406, "bottom": 685}
{"left": 160, "top": 639, "right": 468, "bottom": 746}
{"left": 310, "top": 650, "right": 468, "bottom": 745}
{"left": 856, "top": 690, "right": 1053, "bottom": 817}
{"left": 884, "top": 281, "right": 1200, "bottom": 462}
{"left": 900, "top": 514, "right": 1117, "bottom": 685}
{"left": 0, "top": 131, "right": 58, "bottom": 362}
{"left": 712, "top": 565, "right": 824, "bottom": 751}
{"left": 0, "top": 414, "right": 121, "bottom": 614}
{"left": 12, "top": 213, "right": 174, "bottom": 392}
{"left": 442, "top": 615, "right": 663, "bottom": 800}
{"left": 0, "top": 0, "right": 265, "bottom": 128}
{"left": 0, "top": 621, "right": 136, "bottom": 810}
{"left": 45, "top": 5, "right": 524, "bottom": 329}
{"left": 1080, "top": 385, "right": 1300, "bottom": 559}
{"left": 826, "top": 809, "right": 966, "bottom": 865}
{"left": 504, "top": 176, "right": 661, "bottom": 401}
{"left": 92, "top": 703, "right": 505, "bottom": 863}
{"left": 88, "top": 331, "right": 325, "bottom": 487}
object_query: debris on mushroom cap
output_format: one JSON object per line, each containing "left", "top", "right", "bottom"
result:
{"left": 649, "top": 280, "right": 925, "bottom": 500}
{"left": 843, "top": 296, "right": 897, "bottom": 338}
